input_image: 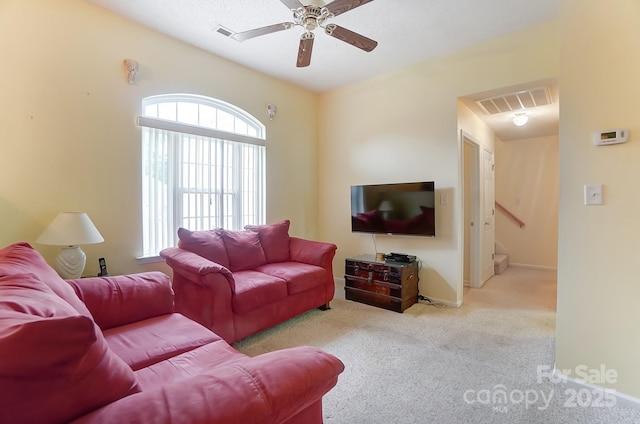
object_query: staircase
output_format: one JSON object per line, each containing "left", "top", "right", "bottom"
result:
{"left": 494, "top": 241, "right": 509, "bottom": 275}
{"left": 493, "top": 202, "right": 524, "bottom": 275}
{"left": 494, "top": 253, "right": 509, "bottom": 275}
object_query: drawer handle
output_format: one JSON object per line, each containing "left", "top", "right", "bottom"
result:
{"left": 368, "top": 271, "right": 373, "bottom": 283}
{"left": 383, "top": 270, "right": 389, "bottom": 281}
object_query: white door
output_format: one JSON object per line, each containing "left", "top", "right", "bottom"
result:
{"left": 481, "top": 148, "right": 495, "bottom": 283}
{"left": 462, "top": 133, "right": 481, "bottom": 289}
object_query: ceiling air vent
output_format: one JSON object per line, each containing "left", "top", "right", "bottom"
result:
{"left": 216, "top": 25, "right": 234, "bottom": 37}
{"left": 476, "top": 87, "right": 552, "bottom": 115}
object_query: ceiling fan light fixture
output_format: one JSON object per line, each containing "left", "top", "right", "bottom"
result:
{"left": 304, "top": 17, "right": 317, "bottom": 30}
{"left": 513, "top": 112, "right": 529, "bottom": 127}
{"left": 220, "top": 0, "right": 377, "bottom": 67}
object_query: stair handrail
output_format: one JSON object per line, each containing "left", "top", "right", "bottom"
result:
{"left": 495, "top": 201, "right": 525, "bottom": 228}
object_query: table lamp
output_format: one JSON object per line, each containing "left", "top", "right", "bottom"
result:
{"left": 36, "top": 212, "right": 105, "bottom": 279}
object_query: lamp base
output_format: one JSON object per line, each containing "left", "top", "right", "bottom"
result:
{"left": 55, "top": 246, "right": 86, "bottom": 279}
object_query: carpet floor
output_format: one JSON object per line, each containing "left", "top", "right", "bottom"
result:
{"left": 234, "top": 267, "right": 640, "bottom": 423}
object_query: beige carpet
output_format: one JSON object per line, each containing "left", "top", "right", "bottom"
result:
{"left": 234, "top": 267, "right": 640, "bottom": 423}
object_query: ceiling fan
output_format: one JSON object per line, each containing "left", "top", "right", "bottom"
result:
{"left": 216, "top": 0, "right": 378, "bottom": 67}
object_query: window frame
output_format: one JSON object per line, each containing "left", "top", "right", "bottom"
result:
{"left": 137, "top": 94, "right": 266, "bottom": 262}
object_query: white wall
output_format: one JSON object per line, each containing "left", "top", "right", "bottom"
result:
{"left": 0, "top": 0, "right": 319, "bottom": 276}
{"left": 556, "top": 0, "right": 640, "bottom": 398}
{"left": 319, "top": 20, "right": 559, "bottom": 305}
{"left": 495, "top": 135, "right": 559, "bottom": 269}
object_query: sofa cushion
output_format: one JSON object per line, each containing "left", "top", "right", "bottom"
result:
{"left": 104, "top": 313, "right": 222, "bottom": 370}
{"left": 255, "top": 262, "right": 328, "bottom": 296}
{"left": 0, "top": 242, "right": 94, "bottom": 317}
{"left": 0, "top": 274, "right": 139, "bottom": 424}
{"left": 177, "top": 228, "right": 230, "bottom": 269}
{"left": 67, "top": 272, "right": 174, "bottom": 331}
{"left": 220, "top": 230, "right": 267, "bottom": 271}
{"left": 0, "top": 274, "right": 96, "bottom": 374}
{"left": 135, "top": 339, "right": 246, "bottom": 389}
{"left": 232, "top": 270, "right": 288, "bottom": 315}
{"left": 245, "top": 219, "right": 291, "bottom": 263}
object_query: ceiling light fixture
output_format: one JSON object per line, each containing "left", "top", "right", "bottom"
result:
{"left": 512, "top": 112, "right": 529, "bottom": 127}
{"left": 216, "top": 0, "right": 377, "bottom": 68}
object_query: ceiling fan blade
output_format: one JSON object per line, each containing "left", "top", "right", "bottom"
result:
{"left": 325, "top": 0, "right": 374, "bottom": 17}
{"left": 229, "top": 22, "right": 295, "bottom": 42}
{"left": 296, "top": 33, "right": 315, "bottom": 68}
{"left": 325, "top": 24, "right": 377, "bottom": 52}
{"left": 280, "top": 0, "right": 304, "bottom": 10}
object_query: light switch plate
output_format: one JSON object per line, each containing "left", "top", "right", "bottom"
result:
{"left": 584, "top": 184, "right": 603, "bottom": 205}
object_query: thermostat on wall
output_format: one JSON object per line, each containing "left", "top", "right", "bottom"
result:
{"left": 594, "top": 128, "right": 629, "bottom": 146}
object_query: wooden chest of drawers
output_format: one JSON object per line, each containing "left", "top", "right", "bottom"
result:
{"left": 344, "top": 256, "right": 419, "bottom": 313}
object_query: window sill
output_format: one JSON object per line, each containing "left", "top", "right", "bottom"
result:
{"left": 136, "top": 255, "right": 163, "bottom": 265}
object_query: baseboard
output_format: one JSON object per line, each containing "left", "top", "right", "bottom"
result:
{"left": 509, "top": 263, "right": 557, "bottom": 271}
{"left": 553, "top": 368, "right": 640, "bottom": 410}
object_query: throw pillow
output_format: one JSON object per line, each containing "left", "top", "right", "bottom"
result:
{"left": 0, "top": 274, "right": 139, "bottom": 423}
{"left": 244, "top": 219, "right": 291, "bottom": 263}
{"left": 177, "top": 228, "right": 230, "bottom": 268}
{"left": 219, "top": 230, "right": 267, "bottom": 271}
{"left": 0, "top": 242, "right": 94, "bottom": 316}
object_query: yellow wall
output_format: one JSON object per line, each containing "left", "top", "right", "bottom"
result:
{"left": 3, "top": 0, "right": 638, "bottom": 403}
{"left": 495, "top": 135, "right": 559, "bottom": 269}
{"left": 557, "top": 0, "right": 640, "bottom": 397}
{"left": 0, "top": 0, "right": 319, "bottom": 276}
{"left": 319, "top": 20, "right": 558, "bottom": 304}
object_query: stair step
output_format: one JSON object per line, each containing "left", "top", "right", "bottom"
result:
{"left": 494, "top": 254, "right": 509, "bottom": 275}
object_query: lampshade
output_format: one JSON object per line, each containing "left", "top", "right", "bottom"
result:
{"left": 36, "top": 212, "right": 104, "bottom": 246}
{"left": 36, "top": 212, "right": 104, "bottom": 279}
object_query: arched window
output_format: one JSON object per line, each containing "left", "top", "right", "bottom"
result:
{"left": 138, "top": 94, "right": 266, "bottom": 258}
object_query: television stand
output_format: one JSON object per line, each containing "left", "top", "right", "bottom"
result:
{"left": 344, "top": 255, "right": 419, "bottom": 312}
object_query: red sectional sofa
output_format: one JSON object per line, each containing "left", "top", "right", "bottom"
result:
{"left": 0, "top": 242, "right": 344, "bottom": 424}
{"left": 160, "top": 220, "right": 338, "bottom": 343}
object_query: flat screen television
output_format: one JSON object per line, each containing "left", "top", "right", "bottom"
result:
{"left": 350, "top": 181, "right": 435, "bottom": 237}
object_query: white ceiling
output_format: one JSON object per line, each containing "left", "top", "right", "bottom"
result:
{"left": 87, "top": 0, "right": 560, "bottom": 140}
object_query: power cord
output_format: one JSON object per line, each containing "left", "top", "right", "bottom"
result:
{"left": 415, "top": 257, "right": 447, "bottom": 308}
{"left": 418, "top": 294, "right": 447, "bottom": 308}
{"left": 371, "top": 233, "right": 378, "bottom": 256}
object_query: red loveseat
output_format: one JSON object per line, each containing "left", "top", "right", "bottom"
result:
{"left": 160, "top": 220, "right": 338, "bottom": 344}
{"left": 0, "top": 242, "right": 344, "bottom": 424}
